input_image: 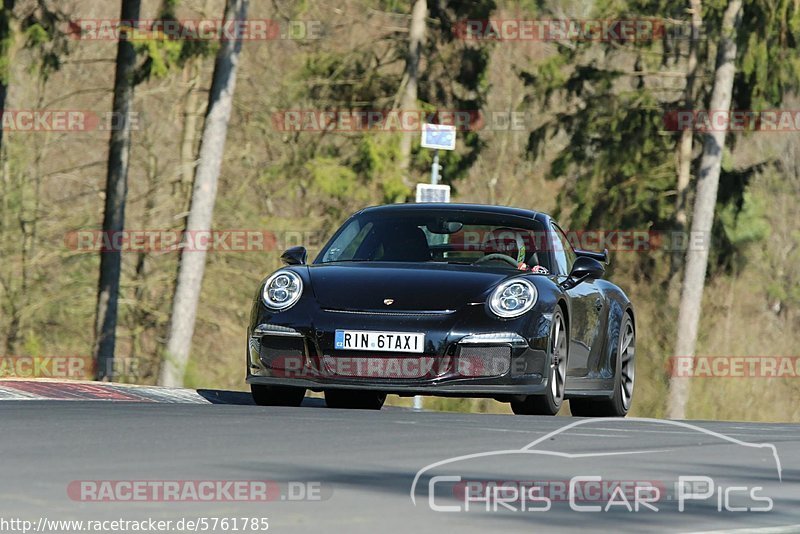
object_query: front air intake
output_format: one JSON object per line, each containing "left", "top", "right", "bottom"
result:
{"left": 456, "top": 346, "right": 511, "bottom": 377}
{"left": 260, "top": 336, "right": 306, "bottom": 370}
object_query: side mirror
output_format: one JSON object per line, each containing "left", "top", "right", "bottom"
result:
{"left": 575, "top": 248, "right": 609, "bottom": 265}
{"left": 281, "top": 246, "right": 307, "bottom": 266}
{"left": 562, "top": 256, "right": 605, "bottom": 289}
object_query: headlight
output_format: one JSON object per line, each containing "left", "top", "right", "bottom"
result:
{"left": 262, "top": 270, "right": 303, "bottom": 310}
{"left": 488, "top": 278, "right": 537, "bottom": 318}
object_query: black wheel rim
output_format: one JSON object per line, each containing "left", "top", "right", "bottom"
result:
{"left": 550, "top": 314, "right": 567, "bottom": 406}
{"left": 619, "top": 320, "right": 635, "bottom": 410}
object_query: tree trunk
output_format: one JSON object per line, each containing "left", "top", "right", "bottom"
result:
{"left": 0, "top": 0, "right": 15, "bottom": 157}
{"left": 397, "top": 0, "right": 426, "bottom": 186}
{"left": 0, "top": 0, "right": 12, "bottom": 350}
{"left": 178, "top": 57, "right": 202, "bottom": 205}
{"left": 667, "top": 0, "right": 742, "bottom": 420}
{"left": 159, "top": 0, "right": 249, "bottom": 387}
{"left": 92, "top": 0, "right": 141, "bottom": 381}
{"left": 671, "top": 0, "right": 703, "bottom": 284}
{"left": 130, "top": 140, "right": 159, "bottom": 381}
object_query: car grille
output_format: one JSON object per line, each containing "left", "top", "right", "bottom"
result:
{"left": 456, "top": 346, "right": 511, "bottom": 377}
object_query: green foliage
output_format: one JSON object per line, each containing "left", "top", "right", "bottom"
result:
{"left": 524, "top": 50, "right": 677, "bottom": 232}
{"left": 735, "top": 0, "right": 800, "bottom": 110}
{"left": 740, "top": 169, "right": 800, "bottom": 311}
{"left": 714, "top": 188, "right": 770, "bottom": 272}
{"left": 719, "top": 190, "right": 770, "bottom": 246}
{"left": 134, "top": 38, "right": 183, "bottom": 79}
{"left": 275, "top": 0, "right": 497, "bottom": 207}
{"left": 0, "top": 6, "right": 13, "bottom": 84}
{"left": 18, "top": 2, "right": 73, "bottom": 81}
{"left": 304, "top": 157, "right": 360, "bottom": 199}
{"left": 23, "top": 22, "right": 46, "bottom": 45}
{"left": 521, "top": 0, "right": 682, "bottom": 233}
{"left": 354, "top": 135, "right": 407, "bottom": 203}
{"left": 417, "top": 0, "right": 495, "bottom": 184}
{"left": 522, "top": 0, "right": 800, "bottom": 277}
{"left": 22, "top": 332, "right": 42, "bottom": 357}
{"left": 133, "top": 0, "right": 214, "bottom": 84}
{"left": 297, "top": 49, "right": 399, "bottom": 107}
{"left": 2, "top": 0, "right": 800, "bottom": 423}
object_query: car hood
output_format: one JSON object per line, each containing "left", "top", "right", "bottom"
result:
{"left": 306, "top": 262, "right": 513, "bottom": 311}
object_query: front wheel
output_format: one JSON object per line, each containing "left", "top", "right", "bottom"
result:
{"left": 511, "top": 308, "right": 568, "bottom": 416}
{"left": 570, "top": 312, "right": 635, "bottom": 417}
{"left": 325, "top": 390, "right": 386, "bottom": 410}
{"left": 251, "top": 384, "right": 306, "bottom": 407}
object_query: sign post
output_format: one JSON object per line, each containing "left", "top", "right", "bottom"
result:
{"left": 417, "top": 123, "right": 456, "bottom": 203}
{"left": 412, "top": 123, "right": 457, "bottom": 411}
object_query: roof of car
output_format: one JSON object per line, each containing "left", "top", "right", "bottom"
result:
{"left": 359, "top": 203, "right": 546, "bottom": 220}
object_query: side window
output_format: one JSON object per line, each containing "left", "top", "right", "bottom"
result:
{"left": 551, "top": 224, "right": 577, "bottom": 275}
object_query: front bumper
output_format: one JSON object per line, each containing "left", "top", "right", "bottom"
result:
{"left": 246, "top": 311, "right": 552, "bottom": 397}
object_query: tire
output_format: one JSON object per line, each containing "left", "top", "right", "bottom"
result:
{"left": 325, "top": 390, "right": 386, "bottom": 410}
{"left": 251, "top": 384, "right": 306, "bottom": 407}
{"left": 570, "top": 312, "right": 635, "bottom": 417}
{"left": 511, "top": 308, "right": 568, "bottom": 416}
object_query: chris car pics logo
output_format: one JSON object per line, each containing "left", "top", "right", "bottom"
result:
{"left": 410, "top": 418, "right": 782, "bottom": 514}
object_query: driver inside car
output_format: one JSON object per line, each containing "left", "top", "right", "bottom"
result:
{"left": 482, "top": 228, "right": 548, "bottom": 273}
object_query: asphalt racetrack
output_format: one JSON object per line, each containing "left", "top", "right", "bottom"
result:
{"left": 1, "top": 381, "right": 798, "bottom": 533}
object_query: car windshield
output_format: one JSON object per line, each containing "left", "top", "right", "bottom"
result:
{"left": 316, "top": 209, "right": 550, "bottom": 270}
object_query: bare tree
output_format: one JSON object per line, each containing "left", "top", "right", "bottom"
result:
{"left": 0, "top": 0, "right": 16, "bottom": 156}
{"left": 92, "top": 0, "right": 141, "bottom": 381}
{"left": 159, "top": 0, "right": 249, "bottom": 387}
{"left": 178, "top": 58, "right": 203, "bottom": 203}
{"left": 397, "top": 0, "right": 426, "bottom": 185}
{"left": 667, "top": 0, "right": 743, "bottom": 419}
{"left": 671, "top": 0, "right": 703, "bottom": 282}
{"left": 0, "top": 0, "right": 17, "bottom": 351}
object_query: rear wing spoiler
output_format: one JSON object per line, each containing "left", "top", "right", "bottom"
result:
{"left": 575, "top": 248, "right": 609, "bottom": 265}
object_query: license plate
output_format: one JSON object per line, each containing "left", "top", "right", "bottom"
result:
{"left": 334, "top": 330, "right": 425, "bottom": 353}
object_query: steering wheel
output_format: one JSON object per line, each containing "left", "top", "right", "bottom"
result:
{"left": 473, "top": 253, "right": 519, "bottom": 268}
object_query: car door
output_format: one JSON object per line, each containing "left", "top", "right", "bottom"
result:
{"left": 551, "top": 224, "right": 604, "bottom": 380}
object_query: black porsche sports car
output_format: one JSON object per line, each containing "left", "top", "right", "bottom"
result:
{"left": 246, "top": 204, "right": 635, "bottom": 416}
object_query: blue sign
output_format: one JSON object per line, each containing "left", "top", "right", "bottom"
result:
{"left": 421, "top": 124, "right": 456, "bottom": 150}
